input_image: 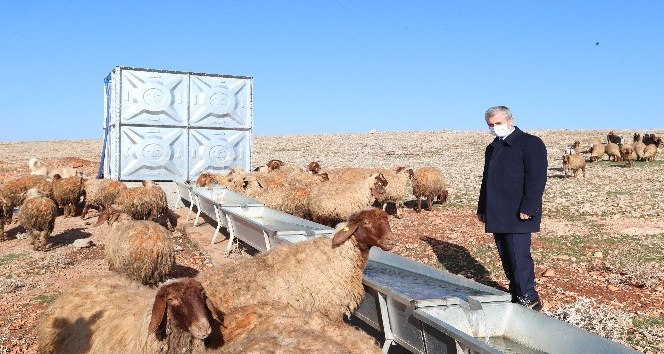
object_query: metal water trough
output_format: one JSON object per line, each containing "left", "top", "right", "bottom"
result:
{"left": 174, "top": 181, "right": 641, "bottom": 354}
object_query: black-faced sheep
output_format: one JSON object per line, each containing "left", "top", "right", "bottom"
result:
{"left": 216, "top": 303, "right": 381, "bottom": 354}
{"left": 80, "top": 178, "right": 128, "bottom": 219}
{"left": 98, "top": 211, "right": 175, "bottom": 285}
{"left": 607, "top": 131, "right": 623, "bottom": 145}
{"left": 18, "top": 188, "right": 58, "bottom": 251}
{"left": 562, "top": 154, "right": 586, "bottom": 178}
{"left": 408, "top": 166, "right": 449, "bottom": 212}
{"left": 197, "top": 208, "right": 394, "bottom": 321}
{"left": 307, "top": 173, "right": 386, "bottom": 226}
{"left": 37, "top": 275, "right": 222, "bottom": 354}
{"left": 51, "top": 175, "right": 84, "bottom": 217}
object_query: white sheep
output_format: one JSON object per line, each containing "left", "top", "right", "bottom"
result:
{"left": 100, "top": 211, "right": 175, "bottom": 285}
{"left": 408, "top": 166, "right": 449, "bottom": 212}
{"left": 307, "top": 173, "right": 386, "bottom": 227}
{"left": 216, "top": 303, "right": 381, "bottom": 354}
{"left": 18, "top": 188, "right": 58, "bottom": 251}
{"left": 197, "top": 208, "right": 394, "bottom": 321}
{"left": 37, "top": 275, "right": 222, "bottom": 354}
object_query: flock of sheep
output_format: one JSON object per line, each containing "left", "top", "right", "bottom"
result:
{"left": 196, "top": 159, "right": 449, "bottom": 226}
{"left": 0, "top": 157, "right": 425, "bottom": 353}
{"left": 562, "top": 131, "right": 662, "bottom": 178}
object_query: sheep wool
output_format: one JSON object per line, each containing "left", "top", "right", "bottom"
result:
{"left": 81, "top": 178, "right": 127, "bottom": 218}
{"left": 18, "top": 189, "right": 57, "bottom": 251}
{"left": 52, "top": 175, "right": 84, "bottom": 217}
{"left": 104, "top": 217, "right": 175, "bottom": 285}
{"left": 198, "top": 208, "right": 394, "bottom": 322}
{"left": 410, "top": 166, "right": 449, "bottom": 212}
{"left": 562, "top": 154, "right": 586, "bottom": 178}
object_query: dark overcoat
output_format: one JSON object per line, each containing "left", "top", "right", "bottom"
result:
{"left": 477, "top": 126, "right": 547, "bottom": 233}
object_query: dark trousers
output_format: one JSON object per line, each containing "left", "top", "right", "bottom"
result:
{"left": 493, "top": 232, "right": 539, "bottom": 303}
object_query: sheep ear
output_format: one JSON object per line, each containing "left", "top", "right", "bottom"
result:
{"left": 205, "top": 297, "right": 223, "bottom": 323}
{"left": 332, "top": 222, "right": 359, "bottom": 246}
{"left": 148, "top": 289, "right": 167, "bottom": 335}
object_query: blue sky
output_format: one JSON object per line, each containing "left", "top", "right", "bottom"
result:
{"left": 0, "top": 1, "right": 662, "bottom": 142}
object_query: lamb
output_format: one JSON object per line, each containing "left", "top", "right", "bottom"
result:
{"left": 605, "top": 142, "right": 622, "bottom": 161}
{"left": 562, "top": 154, "right": 586, "bottom": 178}
{"left": 216, "top": 303, "right": 381, "bottom": 354}
{"left": 29, "top": 157, "right": 79, "bottom": 178}
{"left": 80, "top": 178, "right": 128, "bottom": 219}
{"left": 307, "top": 173, "right": 386, "bottom": 226}
{"left": 37, "top": 275, "right": 222, "bottom": 354}
{"left": 197, "top": 208, "right": 394, "bottom": 321}
{"left": 18, "top": 188, "right": 58, "bottom": 251}
{"left": 408, "top": 166, "right": 449, "bottom": 212}
{"left": 51, "top": 175, "right": 84, "bottom": 217}
{"left": 587, "top": 143, "right": 606, "bottom": 162}
{"left": 100, "top": 211, "right": 175, "bottom": 285}
{"left": 374, "top": 166, "right": 412, "bottom": 218}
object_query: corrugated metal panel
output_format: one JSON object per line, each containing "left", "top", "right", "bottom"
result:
{"left": 102, "top": 66, "right": 253, "bottom": 181}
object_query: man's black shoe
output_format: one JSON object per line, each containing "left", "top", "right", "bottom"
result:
{"left": 519, "top": 298, "right": 543, "bottom": 312}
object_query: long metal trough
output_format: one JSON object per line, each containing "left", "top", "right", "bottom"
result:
{"left": 174, "top": 181, "right": 641, "bottom": 354}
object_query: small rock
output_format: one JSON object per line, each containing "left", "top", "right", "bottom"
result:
{"left": 369, "top": 129, "right": 377, "bottom": 134}
{"left": 542, "top": 269, "right": 556, "bottom": 277}
{"left": 593, "top": 251, "right": 603, "bottom": 258}
{"left": 173, "top": 245, "right": 184, "bottom": 252}
{"left": 73, "top": 239, "right": 94, "bottom": 249}
{"left": 607, "top": 285, "right": 619, "bottom": 292}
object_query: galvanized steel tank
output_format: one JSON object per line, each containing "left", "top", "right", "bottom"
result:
{"left": 101, "top": 66, "right": 253, "bottom": 181}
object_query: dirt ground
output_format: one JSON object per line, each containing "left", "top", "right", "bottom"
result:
{"left": 0, "top": 130, "right": 662, "bottom": 353}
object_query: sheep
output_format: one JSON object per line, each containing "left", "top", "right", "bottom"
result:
{"left": 197, "top": 208, "right": 394, "bottom": 322}
{"left": 642, "top": 141, "right": 660, "bottom": 162}
{"left": 607, "top": 131, "right": 623, "bottom": 145}
{"left": 620, "top": 145, "right": 637, "bottom": 167}
{"left": 195, "top": 168, "right": 247, "bottom": 193}
{"left": 80, "top": 178, "right": 127, "bottom": 219}
{"left": 605, "top": 142, "right": 622, "bottom": 161}
{"left": 632, "top": 133, "right": 647, "bottom": 161}
{"left": 0, "top": 174, "right": 54, "bottom": 214}
{"left": 307, "top": 160, "right": 321, "bottom": 174}
{"left": 0, "top": 195, "right": 10, "bottom": 241}
{"left": 562, "top": 154, "right": 586, "bottom": 178}
{"left": 18, "top": 188, "right": 58, "bottom": 251}
{"left": 100, "top": 180, "right": 177, "bottom": 231}
{"left": 242, "top": 175, "right": 314, "bottom": 219}
{"left": 100, "top": 211, "right": 175, "bottom": 285}
{"left": 51, "top": 175, "right": 84, "bottom": 217}
{"left": 643, "top": 133, "right": 658, "bottom": 146}
{"left": 408, "top": 166, "right": 449, "bottom": 212}
{"left": 216, "top": 303, "right": 381, "bottom": 354}
{"left": 587, "top": 143, "right": 606, "bottom": 162}
{"left": 37, "top": 275, "right": 222, "bottom": 354}
{"left": 307, "top": 173, "right": 386, "bottom": 227}
{"left": 374, "top": 166, "right": 412, "bottom": 218}
{"left": 29, "top": 157, "right": 79, "bottom": 179}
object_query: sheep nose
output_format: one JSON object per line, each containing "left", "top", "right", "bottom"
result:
{"left": 191, "top": 321, "right": 212, "bottom": 339}
{"left": 378, "top": 231, "right": 396, "bottom": 251}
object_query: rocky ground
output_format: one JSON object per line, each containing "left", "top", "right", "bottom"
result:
{"left": 0, "top": 129, "right": 662, "bottom": 353}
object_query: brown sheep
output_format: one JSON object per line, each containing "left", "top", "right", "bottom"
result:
{"left": 100, "top": 181, "right": 177, "bottom": 230}
{"left": 37, "top": 276, "right": 222, "bottom": 354}
{"left": 562, "top": 154, "right": 586, "bottom": 178}
{"left": 642, "top": 140, "right": 661, "bottom": 162}
{"left": 80, "top": 178, "right": 127, "bottom": 219}
{"left": 307, "top": 160, "right": 321, "bottom": 174}
{"left": 588, "top": 143, "right": 606, "bottom": 162}
{"left": 51, "top": 175, "right": 84, "bottom": 217}
{"left": 632, "top": 133, "right": 647, "bottom": 161}
{"left": 605, "top": 142, "right": 622, "bottom": 161}
{"left": 408, "top": 167, "right": 449, "bottom": 212}
{"left": 18, "top": 188, "right": 58, "bottom": 251}
{"left": 620, "top": 145, "right": 637, "bottom": 167}
{"left": 0, "top": 195, "right": 10, "bottom": 241}
{"left": 0, "top": 175, "right": 54, "bottom": 214}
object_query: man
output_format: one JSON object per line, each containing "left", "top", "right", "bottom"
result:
{"left": 477, "top": 106, "right": 547, "bottom": 311}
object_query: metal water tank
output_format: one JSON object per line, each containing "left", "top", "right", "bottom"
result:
{"left": 101, "top": 66, "right": 253, "bottom": 181}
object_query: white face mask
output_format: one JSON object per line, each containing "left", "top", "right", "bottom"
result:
{"left": 490, "top": 124, "right": 511, "bottom": 138}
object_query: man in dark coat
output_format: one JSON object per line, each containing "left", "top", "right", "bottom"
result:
{"left": 477, "top": 106, "right": 547, "bottom": 311}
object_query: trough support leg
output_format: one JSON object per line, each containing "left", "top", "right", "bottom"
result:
{"left": 193, "top": 195, "right": 202, "bottom": 226}
{"left": 378, "top": 292, "right": 395, "bottom": 354}
{"left": 211, "top": 205, "right": 223, "bottom": 245}
{"left": 185, "top": 190, "right": 195, "bottom": 222}
{"left": 174, "top": 186, "right": 182, "bottom": 208}
{"left": 224, "top": 213, "right": 236, "bottom": 256}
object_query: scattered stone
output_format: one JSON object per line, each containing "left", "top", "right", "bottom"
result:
{"left": 593, "top": 251, "right": 603, "bottom": 258}
{"left": 72, "top": 238, "right": 94, "bottom": 249}
{"left": 542, "top": 269, "right": 556, "bottom": 277}
{"left": 607, "top": 285, "right": 619, "bottom": 292}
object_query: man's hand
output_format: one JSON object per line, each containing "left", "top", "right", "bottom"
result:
{"left": 477, "top": 213, "right": 485, "bottom": 223}
{"left": 519, "top": 213, "right": 532, "bottom": 220}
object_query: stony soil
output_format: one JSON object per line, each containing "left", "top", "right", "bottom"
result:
{"left": 0, "top": 129, "right": 662, "bottom": 353}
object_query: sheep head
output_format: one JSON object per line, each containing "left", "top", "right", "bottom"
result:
{"left": 307, "top": 161, "right": 321, "bottom": 174}
{"left": 266, "top": 159, "right": 284, "bottom": 171}
{"left": 93, "top": 206, "right": 131, "bottom": 226}
{"left": 332, "top": 209, "right": 394, "bottom": 252}
{"left": 148, "top": 278, "right": 222, "bottom": 341}
{"left": 196, "top": 173, "right": 214, "bottom": 187}
{"left": 142, "top": 180, "right": 157, "bottom": 188}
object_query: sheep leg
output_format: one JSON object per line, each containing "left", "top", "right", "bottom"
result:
{"left": 426, "top": 196, "right": 433, "bottom": 211}
{"left": 395, "top": 202, "right": 403, "bottom": 219}
{"left": 80, "top": 204, "right": 90, "bottom": 219}
{"left": 28, "top": 230, "right": 37, "bottom": 245}
{"left": 415, "top": 198, "right": 422, "bottom": 213}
